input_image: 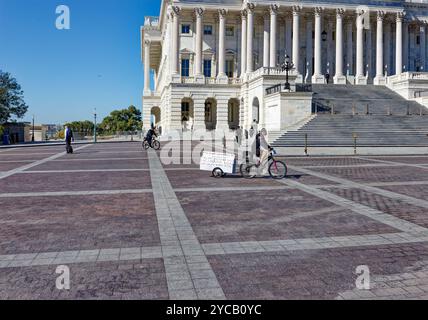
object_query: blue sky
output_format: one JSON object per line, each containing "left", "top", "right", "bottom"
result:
{"left": 0, "top": 0, "right": 159, "bottom": 124}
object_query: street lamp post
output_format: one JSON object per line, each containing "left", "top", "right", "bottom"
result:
{"left": 32, "top": 115, "right": 35, "bottom": 142}
{"left": 281, "top": 54, "right": 294, "bottom": 90}
{"left": 93, "top": 108, "right": 97, "bottom": 143}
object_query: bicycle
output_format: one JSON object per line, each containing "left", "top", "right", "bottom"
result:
{"left": 143, "top": 136, "right": 161, "bottom": 150}
{"left": 240, "top": 147, "right": 287, "bottom": 179}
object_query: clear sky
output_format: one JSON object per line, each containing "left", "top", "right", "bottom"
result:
{"left": 0, "top": 0, "right": 159, "bottom": 124}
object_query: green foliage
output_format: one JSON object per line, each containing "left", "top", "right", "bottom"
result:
{"left": 65, "top": 120, "right": 94, "bottom": 136}
{"left": 99, "top": 105, "right": 142, "bottom": 134}
{"left": 56, "top": 129, "right": 65, "bottom": 140}
{"left": 0, "top": 70, "right": 29, "bottom": 124}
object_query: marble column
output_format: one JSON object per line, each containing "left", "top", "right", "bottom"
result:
{"left": 356, "top": 10, "right": 366, "bottom": 84}
{"left": 305, "top": 17, "right": 313, "bottom": 83}
{"left": 292, "top": 6, "right": 301, "bottom": 75}
{"left": 171, "top": 6, "right": 180, "bottom": 76}
{"left": 374, "top": 11, "right": 385, "bottom": 85}
{"left": 334, "top": 9, "right": 346, "bottom": 84}
{"left": 421, "top": 24, "right": 427, "bottom": 71}
{"left": 247, "top": 4, "right": 255, "bottom": 73}
{"left": 367, "top": 22, "right": 373, "bottom": 78}
{"left": 312, "top": 7, "right": 324, "bottom": 83}
{"left": 270, "top": 4, "right": 278, "bottom": 67}
{"left": 346, "top": 21, "right": 354, "bottom": 76}
{"left": 396, "top": 12, "right": 404, "bottom": 75}
{"left": 263, "top": 15, "right": 270, "bottom": 68}
{"left": 144, "top": 40, "right": 151, "bottom": 94}
{"left": 194, "top": 8, "right": 204, "bottom": 79}
{"left": 241, "top": 10, "right": 247, "bottom": 76}
{"left": 218, "top": 9, "right": 227, "bottom": 80}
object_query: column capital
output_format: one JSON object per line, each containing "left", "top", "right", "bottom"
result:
{"left": 194, "top": 7, "right": 204, "bottom": 18}
{"left": 314, "top": 7, "right": 323, "bottom": 17}
{"left": 218, "top": 8, "right": 227, "bottom": 19}
{"left": 336, "top": 8, "right": 345, "bottom": 18}
{"left": 240, "top": 9, "right": 248, "bottom": 20}
{"left": 377, "top": 10, "right": 385, "bottom": 21}
{"left": 270, "top": 4, "right": 279, "bottom": 15}
{"left": 247, "top": 3, "right": 256, "bottom": 13}
{"left": 293, "top": 5, "right": 302, "bottom": 15}
{"left": 171, "top": 6, "right": 181, "bottom": 18}
{"left": 397, "top": 11, "right": 405, "bottom": 22}
{"left": 144, "top": 39, "right": 151, "bottom": 47}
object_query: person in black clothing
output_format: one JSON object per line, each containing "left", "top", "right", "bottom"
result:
{"left": 145, "top": 126, "right": 158, "bottom": 146}
{"left": 325, "top": 73, "right": 330, "bottom": 84}
{"left": 64, "top": 126, "right": 74, "bottom": 153}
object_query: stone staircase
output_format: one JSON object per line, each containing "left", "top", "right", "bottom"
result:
{"left": 272, "top": 115, "right": 428, "bottom": 146}
{"left": 311, "top": 84, "right": 424, "bottom": 115}
{"left": 271, "top": 85, "right": 428, "bottom": 147}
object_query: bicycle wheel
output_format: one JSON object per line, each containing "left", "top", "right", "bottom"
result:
{"left": 269, "top": 161, "right": 287, "bottom": 179}
{"left": 152, "top": 140, "right": 161, "bottom": 150}
{"left": 240, "top": 163, "right": 257, "bottom": 179}
{"left": 143, "top": 141, "right": 150, "bottom": 150}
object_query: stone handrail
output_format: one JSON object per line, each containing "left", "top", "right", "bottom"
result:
{"left": 179, "top": 77, "right": 242, "bottom": 85}
{"left": 144, "top": 16, "right": 159, "bottom": 27}
{"left": 389, "top": 72, "right": 428, "bottom": 83}
{"left": 247, "top": 67, "right": 296, "bottom": 81}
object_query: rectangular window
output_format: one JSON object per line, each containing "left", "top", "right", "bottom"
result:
{"left": 181, "top": 24, "right": 191, "bottom": 34}
{"left": 203, "top": 60, "right": 212, "bottom": 77}
{"left": 226, "top": 60, "right": 234, "bottom": 78}
{"left": 226, "top": 26, "right": 234, "bottom": 37}
{"left": 417, "top": 35, "right": 421, "bottom": 45}
{"left": 181, "top": 59, "right": 190, "bottom": 77}
{"left": 204, "top": 25, "right": 213, "bottom": 35}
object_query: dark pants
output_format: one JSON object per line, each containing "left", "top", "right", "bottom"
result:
{"left": 66, "top": 138, "right": 72, "bottom": 148}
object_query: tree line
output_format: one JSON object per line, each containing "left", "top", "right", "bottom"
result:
{"left": 64, "top": 106, "right": 143, "bottom": 136}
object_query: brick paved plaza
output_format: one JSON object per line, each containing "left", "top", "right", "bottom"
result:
{"left": 1, "top": 142, "right": 428, "bottom": 300}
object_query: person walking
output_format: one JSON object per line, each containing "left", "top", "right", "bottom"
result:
{"left": 235, "top": 126, "right": 242, "bottom": 146}
{"left": 64, "top": 125, "right": 74, "bottom": 154}
{"left": 252, "top": 119, "right": 259, "bottom": 133}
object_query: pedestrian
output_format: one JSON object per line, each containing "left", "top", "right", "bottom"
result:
{"left": 235, "top": 126, "right": 242, "bottom": 146}
{"left": 64, "top": 125, "right": 74, "bottom": 154}
{"left": 252, "top": 119, "right": 258, "bottom": 133}
{"left": 256, "top": 128, "right": 271, "bottom": 175}
{"left": 325, "top": 73, "right": 330, "bottom": 84}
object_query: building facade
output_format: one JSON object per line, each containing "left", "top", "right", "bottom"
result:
{"left": 141, "top": 0, "right": 428, "bottom": 135}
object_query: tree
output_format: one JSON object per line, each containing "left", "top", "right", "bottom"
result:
{"left": 0, "top": 70, "right": 29, "bottom": 124}
{"left": 99, "top": 105, "right": 142, "bottom": 134}
{"left": 65, "top": 120, "right": 94, "bottom": 136}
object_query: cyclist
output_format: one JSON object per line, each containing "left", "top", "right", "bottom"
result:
{"left": 256, "top": 128, "right": 271, "bottom": 175}
{"left": 145, "top": 125, "right": 158, "bottom": 147}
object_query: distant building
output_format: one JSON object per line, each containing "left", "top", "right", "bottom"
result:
{"left": 44, "top": 124, "right": 63, "bottom": 140}
{"left": 1, "top": 122, "right": 48, "bottom": 145}
{"left": 141, "top": 0, "right": 428, "bottom": 136}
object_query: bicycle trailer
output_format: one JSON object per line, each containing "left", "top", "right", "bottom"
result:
{"left": 200, "top": 151, "right": 236, "bottom": 178}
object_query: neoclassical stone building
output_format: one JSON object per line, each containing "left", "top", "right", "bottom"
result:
{"left": 142, "top": 0, "right": 428, "bottom": 135}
